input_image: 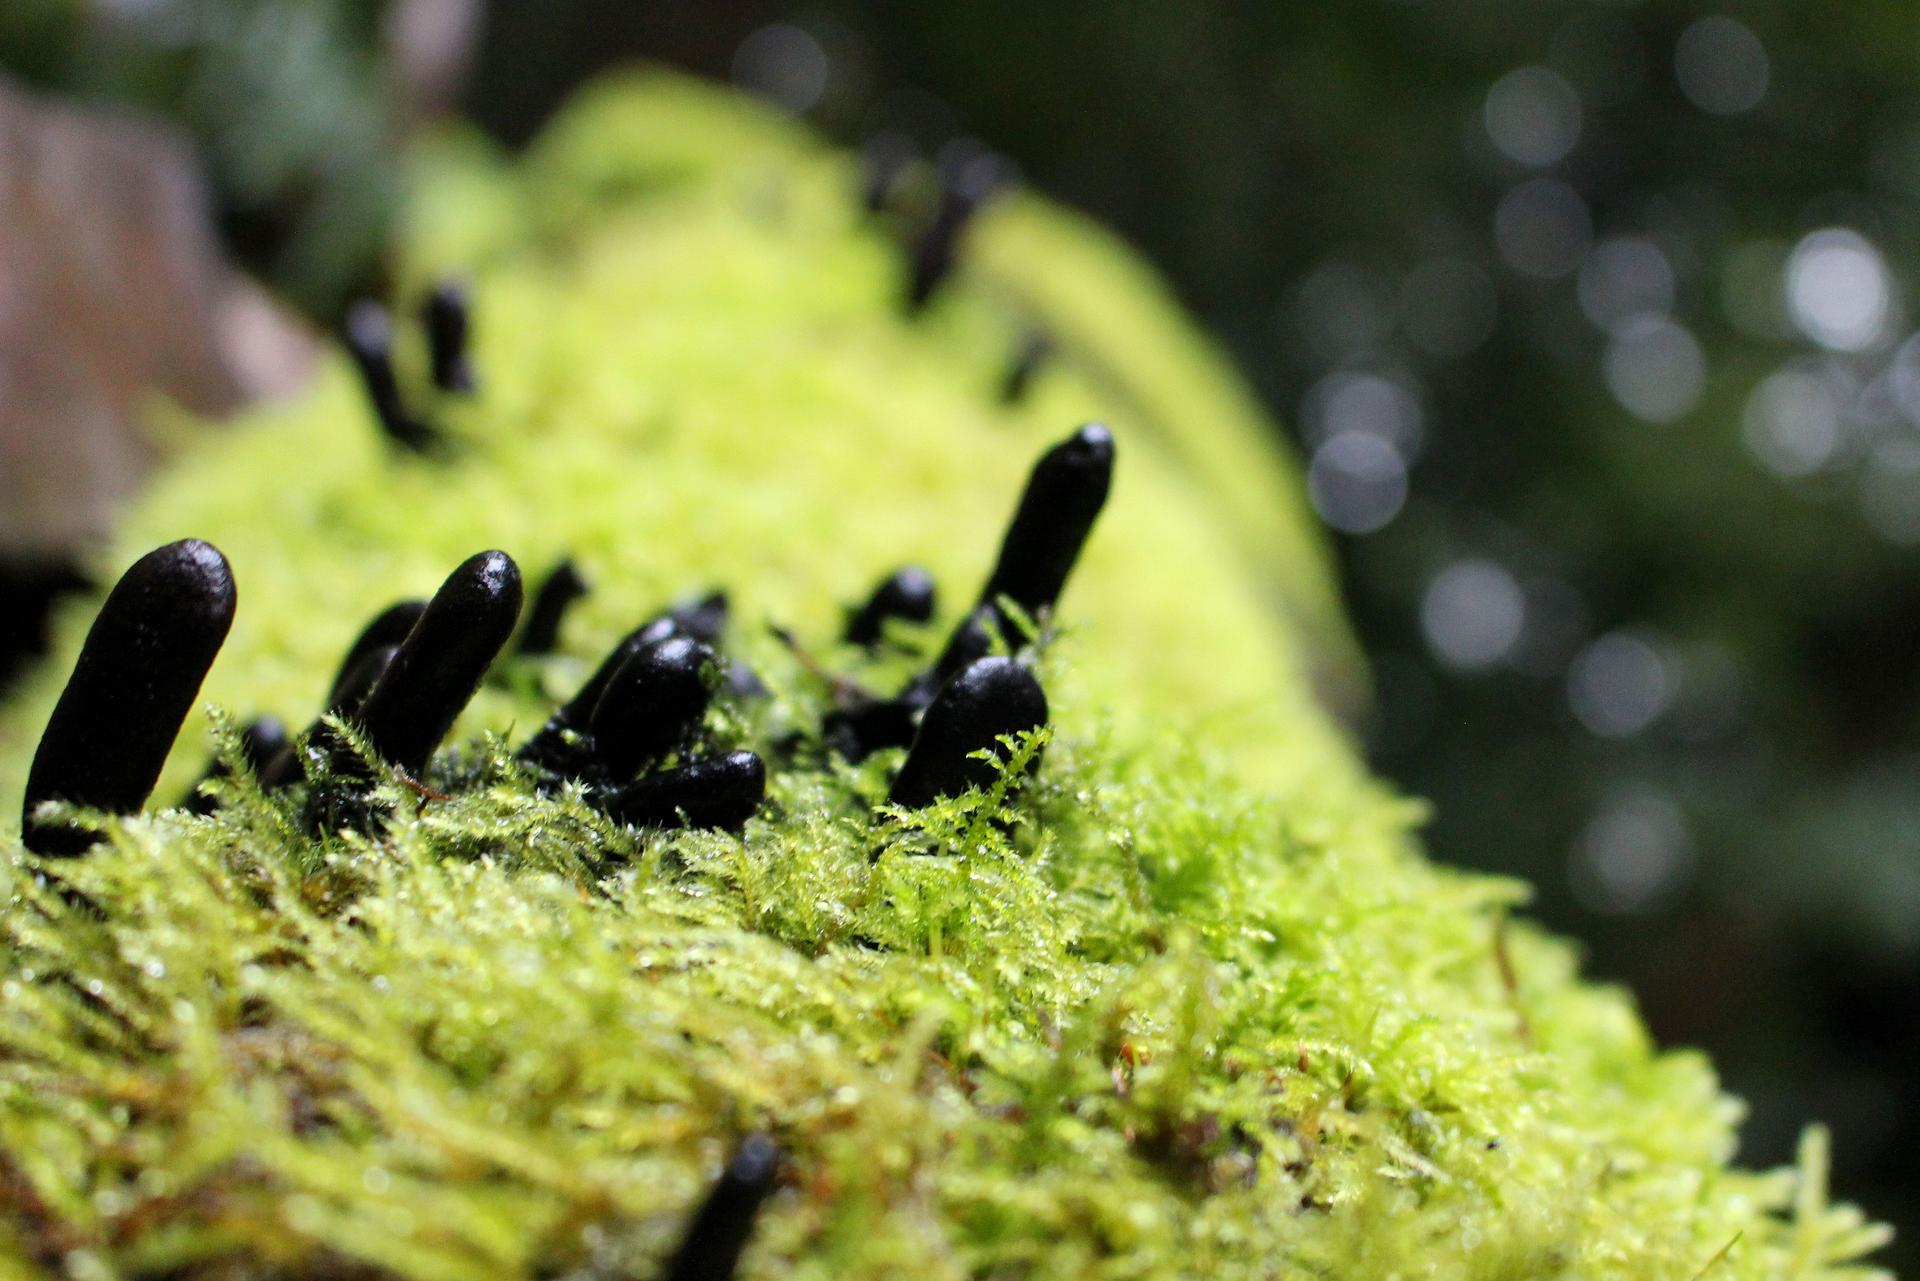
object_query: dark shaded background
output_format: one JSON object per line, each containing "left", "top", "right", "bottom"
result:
{"left": 5, "top": 0, "right": 1918, "bottom": 1265}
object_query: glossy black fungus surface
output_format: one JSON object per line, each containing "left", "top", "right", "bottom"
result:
{"left": 518, "top": 559, "right": 590, "bottom": 656}
{"left": 588, "top": 636, "right": 716, "bottom": 780}
{"left": 977, "top": 422, "right": 1113, "bottom": 634}
{"left": 22, "top": 539, "right": 236, "bottom": 855}
{"left": 344, "top": 301, "right": 436, "bottom": 452}
{"left": 665, "top": 1134, "right": 780, "bottom": 1281}
{"left": 350, "top": 550, "right": 524, "bottom": 778}
{"left": 889, "top": 657, "right": 1048, "bottom": 808}
{"left": 183, "top": 714, "right": 287, "bottom": 815}
{"left": 605, "top": 750, "right": 765, "bottom": 832}
{"left": 422, "top": 279, "right": 475, "bottom": 394}
{"left": 327, "top": 600, "right": 428, "bottom": 708}
{"left": 844, "top": 566, "right": 937, "bottom": 647}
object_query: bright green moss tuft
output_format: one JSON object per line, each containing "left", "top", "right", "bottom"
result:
{"left": 0, "top": 69, "right": 1892, "bottom": 1279}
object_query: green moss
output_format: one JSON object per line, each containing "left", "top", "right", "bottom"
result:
{"left": 0, "top": 69, "right": 1892, "bottom": 1279}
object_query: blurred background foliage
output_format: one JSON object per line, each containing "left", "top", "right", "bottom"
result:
{"left": 4, "top": 0, "right": 1918, "bottom": 1267}
{"left": 1, "top": 0, "right": 396, "bottom": 317}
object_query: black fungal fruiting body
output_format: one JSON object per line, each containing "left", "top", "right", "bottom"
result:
{"left": 21, "top": 539, "right": 236, "bottom": 855}
{"left": 919, "top": 604, "right": 995, "bottom": 695}
{"left": 666, "top": 1135, "right": 780, "bottom": 1281}
{"left": 668, "top": 591, "right": 730, "bottom": 647}
{"left": 304, "top": 551, "right": 522, "bottom": 829}
{"left": 327, "top": 644, "right": 400, "bottom": 719}
{"left": 976, "top": 421, "right": 1113, "bottom": 638}
{"left": 344, "top": 301, "right": 436, "bottom": 452}
{"left": 906, "top": 151, "right": 1008, "bottom": 312}
{"left": 588, "top": 636, "right": 717, "bottom": 780}
{"left": 256, "top": 598, "right": 433, "bottom": 793}
{"left": 518, "top": 559, "right": 590, "bottom": 656}
{"left": 606, "top": 750, "right": 766, "bottom": 832}
{"left": 889, "top": 657, "right": 1048, "bottom": 808}
{"left": 352, "top": 551, "right": 523, "bottom": 777}
{"left": 328, "top": 600, "right": 428, "bottom": 707}
{"left": 517, "top": 615, "right": 681, "bottom": 778}
{"left": 844, "top": 566, "right": 937, "bottom": 648}
{"left": 826, "top": 425, "right": 1112, "bottom": 762}
{"left": 1000, "top": 331, "right": 1053, "bottom": 405}
{"left": 422, "top": 280, "right": 476, "bottom": 394}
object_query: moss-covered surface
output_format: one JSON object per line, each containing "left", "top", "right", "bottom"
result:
{"left": 0, "top": 70, "right": 1892, "bottom": 1279}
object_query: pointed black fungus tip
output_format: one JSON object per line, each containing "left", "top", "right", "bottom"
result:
{"left": 1058, "top": 420, "right": 1114, "bottom": 464}
{"left": 889, "top": 657, "right": 1048, "bottom": 809}
{"left": 845, "top": 566, "right": 937, "bottom": 648}
{"left": 422, "top": 279, "right": 475, "bottom": 394}
{"left": 518, "top": 558, "right": 590, "bottom": 656}
{"left": 665, "top": 1134, "right": 780, "bottom": 1281}
{"left": 605, "top": 750, "right": 765, "bottom": 832}
{"left": 588, "top": 635, "right": 717, "bottom": 780}
{"left": 23, "top": 539, "right": 237, "bottom": 855}
{"left": 350, "top": 549, "right": 523, "bottom": 779}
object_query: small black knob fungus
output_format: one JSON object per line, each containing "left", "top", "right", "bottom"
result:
{"left": 518, "top": 558, "right": 590, "bottom": 656}
{"left": 352, "top": 550, "right": 523, "bottom": 778}
{"left": 326, "top": 600, "right": 427, "bottom": 708}
{"left": 588, "top": 635, "right": 717, "bottom": 780}
{"left": 604, "top": 750, "right": 766, "bottom": 832}
{"left": 22, "top": 539, "right": 237, "bottom": 855}
{"left": 844, "top": 566, "right": 937, "bottom": 648}
{"left": 665, "top": 1134, "right": 780, "bottom": 1281}
{"left": 344, "top": 300, "right": 436, "bottom": 452}
{"left": 422, "top": 279, "right": 476, "bottom": 394}
{"left": 183, "top": 714, "right": 288, "bottom": 815}
{"left": 889, "top": 657, "right": 1048, "bottom": 809}
{"left": 977, "top": 422, "right": 1113, "bottom": 636}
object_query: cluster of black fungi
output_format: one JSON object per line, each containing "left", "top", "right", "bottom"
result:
{"left": 17, "top": 412, "right": 1111, "bottom": 854}
{"left": 13, "top": 169, "right": 1106, "bottom": 1273}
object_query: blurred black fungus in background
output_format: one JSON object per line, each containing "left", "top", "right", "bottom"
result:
{"left": 5, "top": 0, "right": 1920, "bottom": 1266}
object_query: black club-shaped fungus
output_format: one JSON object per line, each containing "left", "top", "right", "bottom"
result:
{"left": 665, "top": 1134, "right": 780, "bottom": 1281}
{"left": 22, "top": 539, "right": 236, "bottom": 855}
{"left": 889, "top": 656, "right": 1048, "bottom": 808}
